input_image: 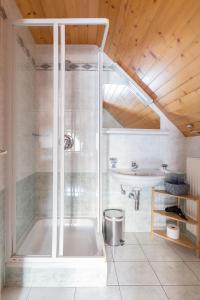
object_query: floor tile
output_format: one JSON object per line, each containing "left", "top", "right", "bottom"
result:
{"left": 124, "top": 233, "right": 138, "bottom": 245}
{"left": 115, "top": 261, "right": 160, "bottom": 285}
{"left": 105, "top": 246, "right": 113, "bottom": 262}
{"left": 170, "top": 244, "right": 200, "bottom": 261}
{"left": 2, "top": 287, "right": 30, "bottom": 300}
{"left": 141, "top": 244, "right": 182, "bottom": 261}
{"left": 163, "top": 286, "right": 200, "bottom": 300}
{"left": 120, "top": 286, "right": 168, "bottom": 300}
{"left": 135, "top": 233, "right": 166, "bottom": 245}
{"left": 28, "top": 287, "right": 75, "bottom": 300}
{"left": 112, "top": 245, "right": 147, "bottom": 261}
{"left": 75, "top": 286, "right": 121, "bottom": 300}
{"left": 107, "top": 262, "right": 118, "bottom": 285}
{"left": 151, "top": 261, "right": 200, "bottom": 285}
{"left": 186, "top": 262, "right": 200, "bottom": 280}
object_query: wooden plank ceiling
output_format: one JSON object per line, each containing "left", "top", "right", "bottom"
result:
{"left": 15, "top": 0, "right": 200, "bottom": 135}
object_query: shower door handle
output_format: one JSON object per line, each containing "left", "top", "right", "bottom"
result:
{"left": 64, "top": 134, "right": 74, "bottom": 150}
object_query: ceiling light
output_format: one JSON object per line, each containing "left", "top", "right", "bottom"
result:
{"left": 186, "top": 124, "right": 193, "bottom": 129}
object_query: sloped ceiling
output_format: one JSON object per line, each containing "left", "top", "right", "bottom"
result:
{"left": 15, "top": 0, "right": 200, "bottom": 136}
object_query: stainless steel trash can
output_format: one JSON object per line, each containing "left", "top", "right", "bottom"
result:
{"left": 103, "top": 209, "right": 124, "bottom": 246}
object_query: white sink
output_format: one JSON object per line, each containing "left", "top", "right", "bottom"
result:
{"left": 111, "top": 168, "right": 164, "bottom": 188}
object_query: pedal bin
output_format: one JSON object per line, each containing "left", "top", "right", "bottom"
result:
{"left": 103, "top": 209, "right": 124, "bottom": 246}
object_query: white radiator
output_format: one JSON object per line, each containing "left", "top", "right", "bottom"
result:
{"left": 186, "top": 157, "right": 200, "bottom": 235}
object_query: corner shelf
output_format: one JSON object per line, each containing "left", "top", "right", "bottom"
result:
{"left": 151, "top": 189, "right": 200, "bottom": 256}
{"left": 153, "top": 210, "right": 198, "bottom": 225}
{"left": 153, "top": 230, "right": 197, "bottom": 249}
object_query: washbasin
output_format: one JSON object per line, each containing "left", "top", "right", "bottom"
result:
{"left": 111, "top": 168, "right": 164, "bottom": 188}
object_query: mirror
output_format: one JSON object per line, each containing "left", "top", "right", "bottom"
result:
{"left": 103, "top": 65, "right": 160, "bottom": 129}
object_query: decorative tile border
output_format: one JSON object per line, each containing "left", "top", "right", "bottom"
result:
{"left": 16, "top": 35, "right": 36, "bottom": 68}
{"left": 16, "top": 32, "right": 113, "bottom": 72}
{"left": 36, "top": 60, "right": 113, "bottom": 72}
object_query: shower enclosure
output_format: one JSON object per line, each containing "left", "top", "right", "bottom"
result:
{"left": 5, "top": 19, "right": 109, "bottom": 287}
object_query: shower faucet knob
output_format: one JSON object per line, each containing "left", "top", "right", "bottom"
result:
{"left": 64, "top": 134, "right": 74, "bottom": 150}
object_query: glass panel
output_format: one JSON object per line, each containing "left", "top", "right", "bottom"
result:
{"left": 13, "top": 26, "right": 54, "bottom": 256}
{"left": 103, "top": 66, "right": 160, "bottom": 129}
{"left": 62, "top": 42, "right": 99, "bottom": 256}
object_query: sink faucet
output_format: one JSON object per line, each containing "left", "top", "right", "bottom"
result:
{"left": 110, "top": 157, "right": 118, "bottom": 169}
{"left": 131, "top": 161, "right": 138, "bottom": 170}
{"left": 161, "top": 163, "right": 168, "bottom": 172}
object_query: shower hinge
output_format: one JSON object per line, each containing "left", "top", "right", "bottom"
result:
{"left": 0, "top": 5, "right": 7, "bottom": 20}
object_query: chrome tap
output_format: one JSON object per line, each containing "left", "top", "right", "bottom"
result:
{"left": 110, "top": 157, "right": 117, "bottom": 169}
{"left": 129, "top": 188, "right": 141, "bottom": 210}
{"left": 120, "top": 184, "right": 126, "bottom": 195}
{"left": 161, "top": 163, "right": 168, "bottom": 172}
{"left": 131, "top": 161, "right": 138, "bottom": 170}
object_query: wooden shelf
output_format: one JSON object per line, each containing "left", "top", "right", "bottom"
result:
{"left": 153, "top": 230, "right": 197, "bottom": 249}
{"left": 152, "top": 188, "right": 200, "bottom": 257}
{"left": 154, "top": 189, "right": 200, "bottom": 201}
{"left": 153, "top": 210, "right": 198, "bottom": 225}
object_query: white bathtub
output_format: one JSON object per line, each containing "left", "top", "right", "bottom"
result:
{"left": 6, "top": 218, "right": 107, "bottom": 287}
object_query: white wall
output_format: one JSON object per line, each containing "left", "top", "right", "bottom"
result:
{"left": 185, "top": 136, "right": 200, "bottom": 158}
{"left": 104, "top": 129, "right": 184, "bottom": 171}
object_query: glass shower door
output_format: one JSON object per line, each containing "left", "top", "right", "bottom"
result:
{"left": 11, "top": 25, "right": 54, "bottom": 257}
{"left": 57, "top": 25, "right": 100, "bottom": 257}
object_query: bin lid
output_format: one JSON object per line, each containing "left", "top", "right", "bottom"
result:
{"left": 104, "top": 209, "right": 124, "bottom": 220}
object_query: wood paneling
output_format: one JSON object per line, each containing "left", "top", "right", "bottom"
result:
{"left": 15, "top": 0, "right": 200, "bottom": 136}
{"left": 103, "top": 101, "right": 160, "bottom": 129}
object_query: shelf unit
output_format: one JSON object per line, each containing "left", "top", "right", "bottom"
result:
{"left": 151, "top": 189, "right": 200, "bottom": 256}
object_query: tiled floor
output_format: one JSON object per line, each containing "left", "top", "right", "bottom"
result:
{"left": 2, "top": 233, "right": 200, "bottom": 300}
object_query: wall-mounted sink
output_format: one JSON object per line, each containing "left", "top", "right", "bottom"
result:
{"left": 110, "top": 168, "right": 164, "bottom": 188}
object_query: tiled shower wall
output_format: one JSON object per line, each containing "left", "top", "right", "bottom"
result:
{"left": 2, "top": 0, "right": 37, "bottom": 254}
{"left": 34, "top": 45, "right": 99, "bottom": 218}
{"left": 13, "top": 26, "right": 36, "bottom": 247}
